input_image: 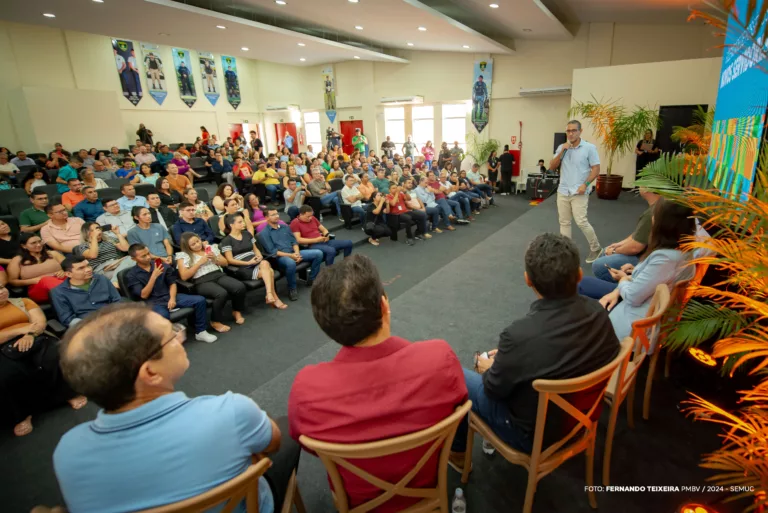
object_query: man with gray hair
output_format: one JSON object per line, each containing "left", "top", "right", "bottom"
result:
{"left": 53, "top": 302, "right": 301, "bottom": 513}
{"left": 549, "top": 120, "right": 602, "bottom": 263}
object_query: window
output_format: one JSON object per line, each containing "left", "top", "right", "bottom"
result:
{"left": 304, "top": 111, "right": 322, "bottom": 151}
{"left": 384, "top": 107, "right": 406, "bottom": 147}
{"left": 412, "top": 106, "right": 434, "bottom": 153}
{"left": 442, "top": 103, "right": 468, "bottom": 151}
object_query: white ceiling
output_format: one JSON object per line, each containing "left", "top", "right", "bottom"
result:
{"left": 541, "top": 0, "right": 695, "bottom": 24}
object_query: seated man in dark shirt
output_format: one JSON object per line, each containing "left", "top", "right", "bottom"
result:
{"left": 451, "top": 233, "right": 619, "bottom": 468}
{"left": 172, "top": 201, "right": 214, "bottom": 245}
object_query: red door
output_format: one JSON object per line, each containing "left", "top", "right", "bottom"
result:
{"left": 340, "top": 120, "right": 364, "bottom": 155}
{"left": 275, "top": 123, "right": 298, "bottom": 154}
{"left": 228, "top": 123, "right": 243, "bottom": 144}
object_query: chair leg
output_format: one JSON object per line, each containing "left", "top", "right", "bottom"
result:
{"left": 522, "top": 466, "right": 538, "bottom": 513}
{"left": 664, "top": 349, "right": 673, "bottom": 378}
{"left": 293, "top": 484, "right": 307, "bottom": 513}
{"left": 626, "top": 381, "right": 636, "bottom": 429}
{"left": 586, "top": 435, "right": 598, "bottom": 509}
{"left": 602, "top": 403, "right": 619, "bottom": 486}
{"left": 461, "top": 423, "right": 475, "bottom": 485}
{"left": 643, "top": 353, "right": 659, "bottom": 421}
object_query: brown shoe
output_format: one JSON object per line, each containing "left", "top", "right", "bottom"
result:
{"left": 446, "top": 225, "right": 456, "bottom": 231}
{"left": 433, "top": 228, "right": 443, "bottom": 234}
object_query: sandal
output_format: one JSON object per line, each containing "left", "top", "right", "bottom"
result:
{"left": 368, "top": 238, "right": 380, "bottom": 246}
{"left": 233, "top": 313, "right": 245, "bottom": 325}
{"left": 211, "top": 322, "right": 231, "bottom": 333}
{"left": 265, "top": 293, "right": 276, "bottom": 305}
{"left": 14, "top": 416, "right": 33, "bottom": 437}
{"left": 270, "top": 300, "right": 288, "bottom": 310}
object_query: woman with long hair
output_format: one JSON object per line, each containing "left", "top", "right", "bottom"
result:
{"left": 21, "top": 168, "right": 50, "bottom": 195}
{"left": 487, "top": 150, "right": 500, "bottom": 191}
{"left": 211, "top": 183, "right": 243, "bottom": 215}
{"left": 322, "top": 153, "right": 333, "bottom": 173}
{"left": 283, "top": 164, "right": 300, "bottom": 190}
{"left": 218, "top": 199, "right": 254, "bottom": 237}
{"left": 328, "top": 159, "right": 344, "bottom": 180}
{"left": 578, "top": 198, "right": 697, "bottom": 341}
{"left": 183, "top": 188, "right": 214, "bottom": 221}
{"left": 244, "top": 193, "right": 287, "bottom": 234}
{"left": 364, "top": 191, "right": 391, "bottom": 246}
{"left": 635, "top": 129, "right": 660, "bottom": 178}
{"left": 175, "top": 233, "right": 246, "bottom": 332}
{"left": 279, "top": 147, "right": 291, "bottom": 163}
{"left": 220, "top": 214, "right": 286, "bottom": 309}
{"left": 171, "top": 152, "right": 196, "bottom": 183}
{"left": 421, "top": 141, "right": 435, "bottom": 170}
{"left": 155, "top": 177, "right": 182, "bottom": 209}
{"left": 0, "top": 220, "right": 19, "bottom": 266}
{"left": 131, "top": 163, "right": 160, "bottom": 186}
{"left": 200, "top": 126, "right": 210, "bottom": 146}
{"left": 6, "top": 233, "right": 66, "bottom": 303}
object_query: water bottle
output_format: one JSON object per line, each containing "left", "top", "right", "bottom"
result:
{"left": 482, "top": 438, "right": 496, "bottom": 455}
{"left": 452, "top": 487, "right": 466, "bottom": 513}
{"left": 319, "top": 213, "right": 324, "bottom": 222}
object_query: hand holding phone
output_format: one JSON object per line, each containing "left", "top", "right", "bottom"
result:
{"left": 155, "top": 257, "right": 164, "bottom": 268}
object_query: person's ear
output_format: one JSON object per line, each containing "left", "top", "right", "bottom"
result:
{"left": 577, "top": 267, "right": 584, "bottom": 282}
{"left": 136, "top": 359, "right": 164, "bottom": 388}
{"left": 381, "top": 295, "right": 390, "bottom": 318}
{"left": 524, "top": 271, "right": 532, "bottom": 289}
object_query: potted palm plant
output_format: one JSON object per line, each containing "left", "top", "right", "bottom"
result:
{"left": 465, "top": 133, "right": 500, "bottom": 173}
{"left": 568, "top": 98, "right": 660, "bottom": 200}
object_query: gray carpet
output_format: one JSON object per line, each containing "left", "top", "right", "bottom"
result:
{"left": 0, "top": 191, "right": 738, "bottom": 513}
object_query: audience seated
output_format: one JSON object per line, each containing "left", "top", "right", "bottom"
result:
{"left": 385, "top": 184, "right": 417, "bottom": 245}
{"left": 7, "top": 233, "right": 66, "bottom": 303}
{"left": 11, "top": 150, "right": 35, "bottom": 168}
{"left": 211, "top": 183, "right": 243, "bottom": 215}
{"left": 116, "top": 183, "right": 149, "bottom": 211}
{"left": 53, "top": 303, "right": 300, "bottom": 512}
{"left": 165, "top": 163, "right": 191, "bottom": 195}
{"left": 306, "top": 169, "right": 342, "bottom": 220}
{"left": 95, "top": 198, "right": 134, "bottom": 235}
{"left": 428, "top": 171, "right": 468, "bottom": 225}
{"left": 579, "top": 198, "right": 696, "bottom": 341}
{"left": 592, "top": 188, "right": 658, "bottom": 282}
{"left": 146, "top": 192, "right": 178, "bottom": 230}
{"left": 173, "top": 201, "right": 215, "bottom": 245}
{"left": 72, "top": 186, "right": 104, "bottom": 222}
{"left": 74, "top": 222, "right": 134, "bottom": 285}
{"left": 117, "top": 161, "right": 138, "bottom": 181}
{"left": 457, "top": 170, "right": 483, "bottom": 214}
{"left": 220, "top": 214, "right": 287, "bottom": 309}
{"left": 50, "top": 256, "right": 122, "bottom": 327}
{"left": 450, "top": 233, "right": 619, "bottom": 469}
{"left": 175, "top": 232, "right": 247, "bottom": 332}
{"left": 171, "top": 152, "right": 193, "bottom": 181}
{"left": 0, "top": 220, "right": 19, "bottom": 266}
{"left": 211, "top": 152, "right": 234, "bottom": 185}
{"left": 0, "top": 285, "right": 86, "bottom": 437}
{"left": 21, "top": 168, "right": 50, "bottom": 195}
{"left": 415, "top": 176, "right": 453, "bottom": 232}
{"left": 253, "top": 163, "right": 282, "bottom": 205}
{"left": 288, "top": 255, "right": 467, "bottom": 511}
{"left": 466, "top": 163, "right": 495, "bottom": 206}
{"left": 283, "top": 178, "right": 306, "bottom": 221}
{"left": 37, "top": 203, "right": 84, "bottom": 254}
{"left": 0, "top": 152, "right": 20, "bottom": 180}
{"left": 371, "top": 167, "right": 391, "bottom": 195}
{"left": 127, "top": 207, "right": 173, "bottom": 262}
{"left": 220, "top": 198, "right": 255, "bottom": 236}
{"left": 156, "top": 177, "right": 182, "bottom": 209}
{"left": 20, "top": 191, "right": 51, "bottom": 235}
{"left": 61, "top": 179, "right": 85, "bottom": 211}
{"left": 340, "top": 174, "right": 367, "bottom": 227}
{"left": 125, "top": 244, "right": 217, "bottom": 343}
{"left": 87, "top": 162, "right": 113, "bottom": 185}
{"left": 181, "top": 188, "right": 213, "bottom": 222}
{"left": 56, "top": 157, "right": 82, "bottom": 194}
{"left": 258, "top": 209, "right": 323, "bottom": 302}
{"left": 443, "top": 171, "right": 476, "bottom": 219}
{"left": 290, "top": 205, "right": 353, "bottom": 265}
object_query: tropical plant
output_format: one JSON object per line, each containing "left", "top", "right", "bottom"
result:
{"left": 672, "top": 106, "right": 715, "bottom": 155}
{"left": 568, "top": 97, "right": 660, "bottom": 176}
{"left": 465, "top": 133, "right": 499, "bottom": 166}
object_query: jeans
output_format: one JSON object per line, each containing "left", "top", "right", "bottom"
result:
{"left": 277, "top": 250, "right": 324, "bottom": 289}
{"left": 286, "top": 206, "right": 300, "bottom": 221}
{"left": 446, "top": 198, "right": 463, "bottom": 219}
{"left": 452, "top": 368, "right": 532, "bottom": 453}
{"left": 310, "top": 239, "right": 353, "bottom": 265}
{"left": 424, "top": 160, "right": 432, "bottom": 170}
{"left": 578, "top": 276, "right": 618, "bottom": 300}
{"left": 557, "top": 193, "right": 600, "bottom": 252}
{"left": 151, "top": 294, "right": 208, "bottom": 334}
{"left": 265, "top": 184, "right": 281, "bottom": 203}
{"left": 473, "top": 183, "right": 494, "bottom": 198}
{"left": 451, "top": 192, "right": 473, "bottom": 218}
{"left": 425, "top": 206, "right": 441, "bottom": 230}
{"left": 320, "top": 191, "right": 342, "bottom": 216}
{"left": 592, "top": 252, "right": 639, "bottom": 282}
{"left": 351, "top": 205, "right": 366, "bottom": 226}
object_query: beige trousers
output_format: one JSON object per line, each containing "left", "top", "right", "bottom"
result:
{"left": 557, "top": 193, "right": 600, "bottom": 252}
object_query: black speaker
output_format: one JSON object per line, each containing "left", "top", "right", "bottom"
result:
{"left": 553, "top": 132, "right": 566, "bottom": 153}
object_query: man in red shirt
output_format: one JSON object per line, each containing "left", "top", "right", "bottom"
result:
{"left": 427, "top": 171, "right": 467, "bottom": 224}
{"left": 289, "top": 255, "right": 468, "bottom": 512}
{"left": 385, "top": 184, "right": 416, "bottom": 245}
{"left": 289, "top": 205, "right": 352, "bottom": 265}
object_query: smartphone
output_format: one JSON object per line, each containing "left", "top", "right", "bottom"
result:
{"left": 155, "top": 258, "right": 164, "bottom": 268}
{"left": 605, "top": 264, "right": 611, "bottom": 269}
{"left": 205, "top": 245, "right": 214, "bottom": 255}
{"left": 480, "top": 352, "right": 489, "bottom": 359}
{"left": 100, "top": 224, "right": 112, "bottom": 232}
{"left": 327, "top": 233, "right": 336, "bottom": 239}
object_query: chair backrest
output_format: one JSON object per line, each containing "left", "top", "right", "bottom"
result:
{"left": 105, "top": 178, "right": 129, "bottom": 189}
{"left": 17, "top": 164, "right": 37, "bottom": 176}
{"left": 328, "top": 178, "right": 343, "bottom": 192}
{"left": 630, "top": 283, "right": 671, "bottom": 358}
{"left": 46, "top": 168, "right": 59, "bottom": 181}
{"left": 189, "top": 157, "right": 206, "bottom": 170}
{"left": 530, "top": 338, "right": 633, "bottom": 467}
{"left": 116, "top": 268, "right": 134, "bottom": 300}
{"left": 0, "top": 189, "right": 30, "bottom": 215}
{"left": 300, "top": 401, "right": 472, "bottom": 513}
{"left": 10, "top": 198, "right": 32, "bottom": 219}
{"left": 32, "top": 184, "right": 59, "bottom": 197}
{"left": 196, "top": 188, "right": 211, "bottom": 203}
{"left": 134, "top": 183, "right": 157, "bottom": 198}
{"left": 138, "top": 458, "right": 271, "bottom": 513}
{"left": 208, "top": 215, "right": 221, "bottom": 238}
{"left": 97, "top": 188, "right": 123, "bottom": 202}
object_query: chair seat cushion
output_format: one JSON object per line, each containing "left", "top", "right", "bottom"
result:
{"left": 169, "top": 307, "right": 195, "bottom": 323}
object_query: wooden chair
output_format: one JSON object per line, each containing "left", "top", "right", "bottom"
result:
{"left": 300, "top": 400, "right": 472, "bottom": 513}
{"left": 461, "top": 339, "right": 633, "bottom": 513}
{"left": 602, "top": 284, "right": 670, "bottom": 485}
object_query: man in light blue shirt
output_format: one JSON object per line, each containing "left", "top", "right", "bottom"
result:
{"left": 283, "top": 133, "right": 294, "bottom": 153}
{"left": 54, "top": 303, "right": 301, "bottom": 513}
{"left": 117, "top": 183, "right": 149, "bottom": 211}
{"left": 549, "top": 120, "right": 602, "bottom": 263}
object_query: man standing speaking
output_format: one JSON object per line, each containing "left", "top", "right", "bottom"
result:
{"left": 549, "top": 120, "right": 602, "bottom": 263}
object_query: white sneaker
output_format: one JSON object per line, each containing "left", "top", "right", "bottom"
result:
{"left": 195, "top": 330, "right": 218, "bottom": 343}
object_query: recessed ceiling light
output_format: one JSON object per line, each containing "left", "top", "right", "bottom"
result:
{"left": 297, "top": 42, "right": 306, "bottom": 46}
{"left": 418, "top": 26, "right": 427, "bottom": 31}
{"left": 462, "top": 45, "right": 470, "bottom": 49}
{"left": 407, "top": 42, "right": 414, "bottom": 46}
{"left": 158, "top": 32, "right": 170, "bottom": 36}
{"left": 348, "top": 0, "right": 359, "bottom": 3}
{"left": 522, "top": 28, "right": 533, "bottom": 32}
{"left": 216, "top": 25, "right": 226, "bottom": 29}
{"left": 275, "top": 0, "right": 287, "bottom": 4}
{"left": 355, "top": 25, "right": 363, "bottom": 30}
{"left": 241, "top": 47, "right": 249, "bottom": 51}
{"left": 299, "top": 58, "right": 306, "bottom": 61}
{"left": 43, "top": 13, "right": 56, "bottom": 18}
{"left": 353, "top": 56, "right": 360, "bottom": 59}
{"left": 93, "top": 0, "right": 104, "bottom": 3}
{"left": 490, "top": 3, "right": 499, "bottom": 8}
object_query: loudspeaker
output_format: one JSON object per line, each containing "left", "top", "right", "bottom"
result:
{"left": 553, "top": 132, "right": 566, "bottom": 153}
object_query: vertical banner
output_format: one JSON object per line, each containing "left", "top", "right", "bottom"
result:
{"left": 111, "top": 39, "right": 142, "bottom": 106}
{"left": 198, "top": 51, "right": 219, "bottom": 106}
{"left": 471, "top": 59, "right": 493, "bottom": 133}
{"left": 322, "top": 65, "right": 337, "bottom": 124}
{"left": 222, "top": 55, "right": 241, "bottom": 110}
{"left": 140, "top": 43, "right": 167, "bottom": 106}
{"left": 172, "top": 48, "right": 196, "bottom": 108}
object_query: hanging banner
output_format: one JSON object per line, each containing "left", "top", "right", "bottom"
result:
{"left": 112, "top": 39, "right": 142, "bottom": 106}
{"left": 471, "top": 59, "right": 493, "bottom": 133}
{"left": 140, "top": 43, "right": 167, "bottom": 106}
{"left": 172, "top": 48, "right": 196, "bottom": 108}
{"left": 221, "top": 55, "right": 241, "bottom": 110}
{"left": 198, "top": 51, "right": 220, "bottom": 106}
{"left": 322, "top": 65, "right": 337, "bottom": 124}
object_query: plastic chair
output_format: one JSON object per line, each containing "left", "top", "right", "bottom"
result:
{"left": 461, "top": 339, "right": 633, "bottom": 513}
{"left": 301, "top": 401, "right": 472, "bottom": 513}
{"left": 196, "top": 188, "right": 210, "bottom": 203}
{"left": 32, "top": 184, "right": 59, "bottom": 197}
{"left": 602, "top": 285, "right": 670, "bottom": 485}
{"left": 97, "top": 188, "right": 123, "bottom": 202}
{"left": 134, "top": 184, "right": 157, "bottom": 198}
{"left": 105, "top": 178, "right": 129, "bottom": 189}
{"left": 0, "top": 189, "right": 30, "bottom": 215}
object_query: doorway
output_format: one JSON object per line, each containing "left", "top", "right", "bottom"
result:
{"left": 657, "top": 105, "right": 708, "bottom": 154}
{"left": 275, "top": 123, "right": 298, "bottom": 154}
{"left": 340, "top": 120, "right": 364, "bottom": 155}
{"left": 228, "top": 124, "right": 243, "bottom": 145}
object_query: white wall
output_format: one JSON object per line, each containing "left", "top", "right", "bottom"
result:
{"left": 571, "top": 58, "right": 722, "bottom": 187}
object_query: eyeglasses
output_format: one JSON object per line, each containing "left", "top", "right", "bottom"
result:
{"left": 565, "top": 129, "right": 580, "bottom": 134}
{"left": 147, "top": 323, "right": 186, "bottom": 361}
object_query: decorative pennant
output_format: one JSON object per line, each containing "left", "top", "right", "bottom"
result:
{"left": 111, "top": 39, "right": 142, "bottom": 106}
{"left": 221, "top": 55, "right": 241, "bottom": 110}
{"left": 471, "top": 59, "right": 493, "bottom": 133}
{"left": 140, "top": 43, "right": 167, "bottom": 105}
{"left": 322, "top": 65, "right": 337, "bottom": 123}
{"left": 172, "top": 48, "right": 196, "bottom": 108}
{"left": 198, "top": 52, "right": 220, "bottom": 106}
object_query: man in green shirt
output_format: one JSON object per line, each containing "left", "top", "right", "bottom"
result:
{"left": 20, "top": 191, "right": 51, "bottom": 234}
{"left": 351, "top": 128, "right": 368, "bottom": 156}
{"left": 371, "top": 168, "right": 391, "bottom": 195}
{"left": 591, "top": 188, "right": 659, "bottom": 282}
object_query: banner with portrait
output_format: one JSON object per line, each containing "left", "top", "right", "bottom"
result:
{"left": 471, "top": 59, "right": 493, "bottom": 133}
{"left": 111, "top": 39, "right": 142, "bottom": 106}
{"left": 322, "top": 65, "right": 337, "bottom": 124}
{"left": 221, "top": 55, "right": 241, "bottom": 110}
{"left": 198, "top": 51, "right": 220, "bottom": 106}
{"left": 139, "top": 43, "right": 167, "bottom": 105}
{"left": 172, "top": 48, "right": 196, "bottom": 108}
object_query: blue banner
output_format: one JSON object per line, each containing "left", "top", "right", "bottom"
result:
{"left": 112, "top": 39, "right": 142, "bottom": 106}
{"left": 140, "top": 43, "right": 167, "bottom": 106}
{"left": 198, "top": 51, "right": 220, "bottom": 106}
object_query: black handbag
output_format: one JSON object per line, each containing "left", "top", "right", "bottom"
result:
{"left": 1, "top": 332, "right": 59, "bottom": 373}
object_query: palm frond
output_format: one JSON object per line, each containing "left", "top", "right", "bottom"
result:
{"left": 635, "top": 152, "right": 712, "bottom": 194}
{"left": 664, "top": 300, "right": 748, "bottom": 352}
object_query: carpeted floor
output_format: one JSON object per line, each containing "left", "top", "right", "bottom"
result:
{"left": 0, "top": 191, "right": 741, "bottom": 513}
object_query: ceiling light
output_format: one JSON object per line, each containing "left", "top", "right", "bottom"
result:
{"left": 462, "top": 45, "right": 470, "bottom": 49}
{"left": 158, "top": 32, "right": 170, "bottom": 36}
{"left": 299, "top": 58, "right": 306, "bottom": 61}
{"left": 216, "top": 25, "right": 226, "bottom": 29}
{"left": 353, "top": 56, "right": 360, "bottom": 59}
{"left": 275, "top": 0, "right": 287, "bottom": 4}
{"left": 406, "top": 43, "right": 415, "bottom": 47}
{"left": 348, "top": 0, "right": 359, "bottom": 2}
{"left": 93, "top": 0, "right": 104, "bottom": 3}
{"left": 522, "top": 28, "right": 533, "bottom": 32}
{"left": 43, "top": 13, "right": 56, "bottom": 18}
{"left": 418, "top": 26, "right": 427, "bottom": 31}
{"left": 241, "top": 47, "right": 249, "bottom": 51}
{"left": 297, "top": 42, "right": 306, "bottom": 46}
{"left": 355, "top": 25, "right": 363, "bottom": 30}
{"left": 489, "top": 3, "right": 499, "bottom": 8}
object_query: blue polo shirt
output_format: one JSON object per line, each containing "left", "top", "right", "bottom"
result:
{"left": 73, "top": 199, "right": 105, "bottom": 222}
{"left": 258, "top": 223, "right": 298, "bottom": 256}
{"left": 554, "top": 140, "right": 600, "bottom": 196}
{"left": 172, "top": 218, "right": 214, "bottom": 245}
{"left": 155, "top": 152, "right": 174, "bottom": 166}
{"left": 124, "top": 262, "right": 176, "bottom": 303}
{"left": 53, "top": 391, "right": 275, "bottom": 513}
